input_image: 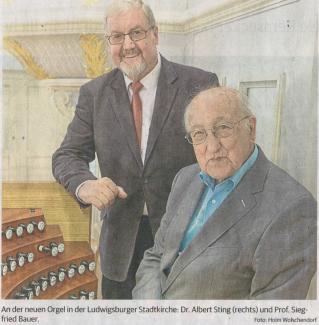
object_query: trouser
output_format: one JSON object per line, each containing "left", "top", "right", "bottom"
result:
{"left": 102, "top": 215, "right": 154, "bottom": 299}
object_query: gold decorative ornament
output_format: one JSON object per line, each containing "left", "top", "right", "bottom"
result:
{"left": 80, "top": 34, "right": 111, "bottom": 78}
{"left": 3, "top": 0, "right": 14, "bottom": 6}
{"left": 83, "top": 0, "right": 100, "bottom": 7}
{"left": 3, "top": 37, "right": 50, "bottom": 80}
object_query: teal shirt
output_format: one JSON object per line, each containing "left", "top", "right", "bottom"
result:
{"left": 179, "top": 145, "right": 259, "bottom": 252}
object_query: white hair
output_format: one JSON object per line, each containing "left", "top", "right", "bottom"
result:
{"left": 104, "top": 0, "right": 156, "bottom": 33}
{"left": 184, "top": 86, "right": 254, "bottom": 132}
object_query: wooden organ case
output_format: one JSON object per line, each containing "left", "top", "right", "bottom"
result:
{"left": 1, "top": 208, "right": 98, "bottom": 300}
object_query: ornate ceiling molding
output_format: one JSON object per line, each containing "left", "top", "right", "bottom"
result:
{"left": 3, "top": 0, "right": 299, "bottom": 36}
{"left": 3, "top": 22, "right": 103, "bottom": 37}
{"left": 2, "top": 0, "right": 299, "bottom": 80}
{"left": 3, "top": 37, "right": 51, "bottom": 80}
{"left": 79, "top": 34, "right": 112, "bottom": 78}
{"left": 183, "top": 0, "right": 298, "bottom": 33}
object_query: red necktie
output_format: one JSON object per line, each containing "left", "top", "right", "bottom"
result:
{"left": 131, "top": 81, "right": 143, "bottom": 147}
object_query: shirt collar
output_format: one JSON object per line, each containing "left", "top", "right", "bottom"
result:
{"left": 199, "top": 145, "right": 259, "bottom": 190}
{"left": 124, "top": 52, "right": 161, "bottom": 91}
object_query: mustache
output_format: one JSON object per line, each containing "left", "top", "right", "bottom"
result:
{"left": 207, "top": 154, "right": 228, "bottom": 161}
{"left": 121, "top": 48, "right": 141, "bottom": 58}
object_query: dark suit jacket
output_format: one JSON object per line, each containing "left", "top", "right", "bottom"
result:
{"left": 133, "top": 148, "right": 317, "bottom": 299}
{"left": 52, "top": 56, "right": 219, "bottom": 281}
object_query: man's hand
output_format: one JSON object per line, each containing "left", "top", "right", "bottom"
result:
{"left": 78, "top": 177, "right": 127, "bottom": 210}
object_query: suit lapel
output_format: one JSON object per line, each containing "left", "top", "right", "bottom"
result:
{"left": 107, "top": 70, "right": 143, "bottom": 169}
{"left": 144, "top": 57, "right": 178, "bottom": 164}
{"left": 160, "top": 174, "right": 205, "bottom": 272}
{"left": 162, "top": 148, "right": 270, "bottom": 293}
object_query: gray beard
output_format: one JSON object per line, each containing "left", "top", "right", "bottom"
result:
{"left": 119, "top": 59, "right": 147, "bottom": 81}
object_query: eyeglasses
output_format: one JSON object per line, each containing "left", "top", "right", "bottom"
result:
{"left": 106, "top": 26, "right": 154, "bottom": 45}
{"left": 185, "top": 116, "right": 251, "bottom": 145}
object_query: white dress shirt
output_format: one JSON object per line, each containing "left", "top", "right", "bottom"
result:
{"left": 123, "top": 54, "right": 161, "bottom": 163}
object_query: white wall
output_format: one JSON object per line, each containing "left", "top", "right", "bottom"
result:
{"left": 2, "top": 70, "right": 85, "bottom": 181}
{"left": 158, "top": 32, "right": 186, "bottom": 64}
{"left": 182, "top": 0, "right": 317, "bottom": 195}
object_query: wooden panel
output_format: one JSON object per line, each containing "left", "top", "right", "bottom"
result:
{"left": 2, "top": 207, "right": 44, "bottom": 223}
{"left": 2, "top": 182, "right": 91, "bottom": 241}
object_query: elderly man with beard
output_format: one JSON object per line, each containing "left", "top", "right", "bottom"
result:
{"left": 52, "top": 0, "right": 218, "bottom": 299}
{"left": 133, "top": 86, "right": 316, "bottom": 299}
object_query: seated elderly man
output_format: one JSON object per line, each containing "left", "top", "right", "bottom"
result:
{"left": 132, "top": 86, "right": 316, "bottom": 299}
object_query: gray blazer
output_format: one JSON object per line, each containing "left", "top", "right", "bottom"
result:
{"left": 52, "top": 56, "right": 219, "bottom": 281}
{"left": 133, "top": 149, "right": 317, "bottom": 299}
